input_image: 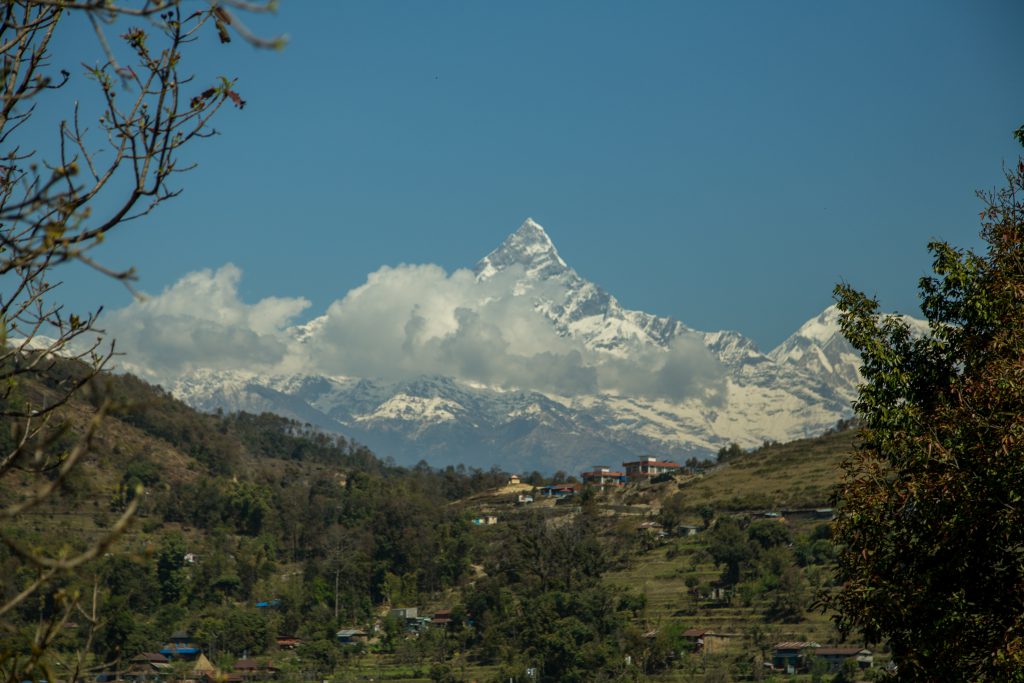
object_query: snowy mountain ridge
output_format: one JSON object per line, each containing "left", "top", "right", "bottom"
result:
{"left": 168, "top": 218, "right": 911, "bottom": 473}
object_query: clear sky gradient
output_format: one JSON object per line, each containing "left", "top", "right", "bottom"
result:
{"left": 48, "top": 1, "right": 1024, "bottom": 351}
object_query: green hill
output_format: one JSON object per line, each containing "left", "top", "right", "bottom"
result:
{"left": 677, "top": 429, "right": 855, "bottom": 512}
{"left": 1, "top": 357, "right": 871, "bottom": 682}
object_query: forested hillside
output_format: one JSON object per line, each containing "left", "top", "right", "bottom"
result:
{"left": 1, "top": 357, "right": 867, "bottom": 682}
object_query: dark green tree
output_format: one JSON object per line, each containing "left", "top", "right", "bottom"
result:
{"left": 699, "top": 504, "right": 715, "bottom": 529}
{"left": 157, "top": 533, "right": 187, "bottom": 605}
{"left": 706, "top": 518, "right": 753, "bottom": 585}
{"left": 716, "top": 442, "right": 743, "bottom": 463}
{"left": 220, "top": 609, "right": 271, "bottom": 656}
{"left": 296, "top": 638, "right": 340, "bottom": 673}
{"left": 766, "top": 566, "right": 806, "bottom": 624}
{"left": 657, "top": 492, "right": 686, "bottom": 535}
{"left": 827, "top": 157, "right": 1024, "bottom": 679}
{"left": 746, "top": 520, "right": 792, "bottom": 550}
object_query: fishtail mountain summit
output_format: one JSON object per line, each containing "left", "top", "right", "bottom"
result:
{"left": 169, "top": 219, "right": 897, "bottom": 473}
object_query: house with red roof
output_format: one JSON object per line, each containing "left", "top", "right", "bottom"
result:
{"left": 580, "top": 465, "right": 626, "bottom": 490}
{"left": 622, "top": 456, "right": 681, "bottom": 480}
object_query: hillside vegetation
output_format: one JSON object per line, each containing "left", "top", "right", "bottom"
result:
{"left": 1, "top": 358, "right": 869, "bottom": 682}
{"left": 676, "top": 430, "right": 855, "bottom": 512}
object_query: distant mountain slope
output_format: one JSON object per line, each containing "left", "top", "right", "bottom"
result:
{"left": 0, "top": 356, "right": 425, "bottom": 517}
{"left": 167, "top": 219, "right": 914, "bottom": 473}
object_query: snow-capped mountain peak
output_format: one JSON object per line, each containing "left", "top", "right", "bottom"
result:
{"left": 783, "top": 305, "right": 843, "bottom": 346}
{"left": 475, "top": 218, "right": 568, "bottom": 281}
{"left": 162, "top": 218, "right": 923, "bottom": 473}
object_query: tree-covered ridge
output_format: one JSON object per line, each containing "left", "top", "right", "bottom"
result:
{"left": 1, "top": 361, "right": 504, "bottom": 661}
{"left": 1, "top": 355, "right": 865, "bottom": 682}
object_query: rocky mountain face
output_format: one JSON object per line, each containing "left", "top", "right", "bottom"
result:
{"left": 170, "top": 219, "right": 884, "bottom": 473}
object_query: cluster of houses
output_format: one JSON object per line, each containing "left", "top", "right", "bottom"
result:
{"left": 106, "top": 632, "right": 291, "bottom": 683}
{"left": 385, "top": 606, "right": 453, "bottom": 631}
{"left": 522, "top": 456, "right": 689, "bottom": 499}
{"left": 771, "top": 641, "right": 874, "bottom": 674}
{"left": 109, "top": 606, "right": 458, "bottom": 683}
{"left": 580, "top": 456, "right": 686, "bottom": 490}
{"left": 113, "top": 456, "right": 849, "bottom": 682}
{"left": 336, "top": 606, "right": 454, "bottom": 644}
{"left": 119, "top": 625, "right": 873, "bottom": 680}
{"left": 679, "top": 631, "right": 873, "bottom": 674}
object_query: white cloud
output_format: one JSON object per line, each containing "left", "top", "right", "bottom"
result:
{"left": 102, "top": 262, "right": 725, "bottom": 402}
{"left": 303, "top": 264, "right": 598, "bottom": 395}
{"left": 596, "top": 335, "right": 727, "bottom": 404}
{"left": 102, "top": 264, "right": 310, "bottom": 380}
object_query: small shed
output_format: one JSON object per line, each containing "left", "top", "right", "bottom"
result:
{"left": 275, "top": 636, "right": 301, "bottom": 650}
{"left": 680, "top": 628, "right": 732, "bottom": 655}
{"left": 430, "top": 609, "right": 453, "bottom": 627}
{"left": 772, "top": 641, "right": 819, "bottom": 672}
{"left": 232, "top": 659, "right": 277, "bottom": 681}
{"left": 335, "top": 628, "right": 369, "bottom": 644}
{"left": 389, "top": 606, "right": 418, "bottom": 620}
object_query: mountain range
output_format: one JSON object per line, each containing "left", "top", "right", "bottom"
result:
{"left": 168, "top": 219, "right": 896, "bottom": 474}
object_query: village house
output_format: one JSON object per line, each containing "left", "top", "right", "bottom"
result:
{"left": 771, "top": 642, "right": 820, "bottom": 673}
{"left": 335, "top": 628, "right": 369, "bottom": 645}
{"left": 537, "top": 483, "right": 577, "bottom": 498}
{"left": 680, "top": 629, "right": 733, "bottom": 655}
{"left": 159, "top": 631, "right": 201, "bottom": 661}
{"left": 814, "top": 647, "right": 874, "bottom": 672}
{"left": 390, "top": 606, "right": 418, "bottom": 620}
{"left": 274, "top": 636, "right": 301, "bottom": 650}
{"left": 430, "top": 609, "right": 453, "bottom": 627}
{"left": 622, "top": 456, "right": 681, "bottom": 480}
{"left": 770, "top": 641, "right": 873, "bottom": 673}
{"left": 232, "top": 659, "right": 277, "bottom": 681}
{"left": 389, "top": 606, "right": 426, "bottom": 630}
{"left": 772, "top": 641, "right": 814, "bottom": 672}
{"left": 125, "top": 652, "right": 170, "bottom": 682}
{"left": 507, "top": 474, "right": 521, "bottom": 486}
{"left": 580, "top": 465, "right": 626, "bottom": 491}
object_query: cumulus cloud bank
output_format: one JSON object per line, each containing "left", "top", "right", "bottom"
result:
{"left": 104, "top": 263, "right": 726, "bottom": 403}
{"left": 105, "top": 264, "right": 310, "bottom": 378}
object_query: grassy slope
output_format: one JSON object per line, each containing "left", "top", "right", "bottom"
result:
{"left": 595, "top": 430, "right": 866, "bottom": 680}
{"left": 676, "top": 429, "right": 856, "bottom": 512}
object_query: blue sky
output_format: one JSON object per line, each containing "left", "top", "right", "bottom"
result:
{"left": 48, "top": 1, "right": 1024, "bottom": 353}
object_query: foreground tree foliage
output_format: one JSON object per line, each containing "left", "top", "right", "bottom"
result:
{"left": 829, "top": 157, "right": 1024, "bottom": 680}
{"left": 0, "top": 4, "right": 279, "bottom": 682}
